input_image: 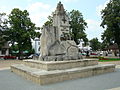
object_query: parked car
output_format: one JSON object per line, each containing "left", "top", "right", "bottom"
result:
{"left": 0, "top": 55, "right": 5, "bottom": 60}
{"left": 81, "top": 52, "right": 87, "bottom": 56}
{"left": 90, "top": 52, "right": 98, "bottom": 56}
{"left": 28, "top": 54, "right": 33, "bottom": 59}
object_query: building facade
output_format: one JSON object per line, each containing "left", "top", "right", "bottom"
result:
{"left": 32, "top": 38, "right": 40, "bottom": 54}
{"left": 0, "top": 42, "right": 9, "bottom": 56}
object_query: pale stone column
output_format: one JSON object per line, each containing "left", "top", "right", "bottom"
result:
{"left": 6, "top": 49, "right": 9, "bottom": 55}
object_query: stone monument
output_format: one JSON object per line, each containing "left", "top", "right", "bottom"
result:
{"left": 11, "top": 2, "right": 116, "bottom": 85}
{"left": 40, "top": 1, "right": 80, "bottom": 61}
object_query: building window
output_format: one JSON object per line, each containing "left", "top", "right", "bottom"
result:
{"left": 38, "top": 42, "right": 40, "bottom": 45}
{"left": 38, "top": 47, "right": 40, "bottom": 51}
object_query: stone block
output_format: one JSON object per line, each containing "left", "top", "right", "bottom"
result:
{"left": 24, "top": 59, "right": 98, "bottom": 71}
{"left": 11, "top": 63, "right": 115, "bottom": 85}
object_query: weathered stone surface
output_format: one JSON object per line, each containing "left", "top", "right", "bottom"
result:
{"left": 39, "top": 2, "right": 81, "bottom": 61}
{"left": 49, "top": 41, "right": 65, "bottom": 56}
{"left": 40, "top": 26, "right": 59, "bottom": 57}
{"left": 11, "top": 63, "right": 116, "bottom": 85}
{"left": 61, "top": 40, "right": 79, "bottom": 56}
{"left": 23, "top": 59, "right": 98, "bottom": 71}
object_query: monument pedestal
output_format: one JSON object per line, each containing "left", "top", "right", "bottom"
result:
{"left": 11, "top": 59, "right": 115, "bottom": 85}
{"left": 23, "top": 59, "right": 98, "bottom": 70}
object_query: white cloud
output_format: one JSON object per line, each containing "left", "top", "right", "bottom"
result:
{"left": 86, "top": 19, "right": 100, "bottom": 30}
{"left": 0, "top": 1, "right": 55, "bottom": 27}
{"left": 26, "top": 2, "right": 53, "bottom": 27}
{"left": 30, "top": 12, "right": 51, "bottom": 26}
{"left": 0, "top": 6, "right": 10, "bottom": 15}
{"left": 96, "top": 0, "right": 110, "bottom": 16}
{"left": 27, "top": 2, "right": 50, "bottom": 12}
{"left": 93, "top": 0, "right": 110, "bottom": 41}
{"left": 0, "top": 5, "right": 23, "bottom": 15}
{"left": 85, "top": 19, "right": 103, "bottom": 41}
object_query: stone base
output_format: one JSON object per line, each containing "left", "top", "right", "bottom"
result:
{"left": 23, "top": 59, "right": 98, "bottom": 71}
{"left": 11, "top": 59, "right": 116, "bottom": 85}
{"left": 11, "top": 64, "right": 115, "bottom": 85}
{"left": 40, "top": 55, "right": 82, "bottom": 61}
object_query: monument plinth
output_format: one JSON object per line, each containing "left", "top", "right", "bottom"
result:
{"left": 11, "top": 2, "right": 116, "bottom": 85}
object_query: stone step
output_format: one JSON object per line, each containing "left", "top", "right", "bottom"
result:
{"left": 23, "top": 59, "right": 98, "bottom": 71}
{"left": 11, "top": 64, "right": 115, "bottom": 85}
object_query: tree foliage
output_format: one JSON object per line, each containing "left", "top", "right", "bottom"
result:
{"left": 0, "top": 13, "right": 8, "bottom": 50}
{"left": 101, "top": 29, "right": 114, "bottom": 44}
{"left": 101, "top": 0, "right": 120, "bottom": 50}
{"left": 101, "top": 29, "right": 114, "bottom": 50}
{"left": 44, "top": 15, "right": 53, "bottom": 26}
{"left": 7, "top": 8, "right": 39, "bottom": 59}
{"left": 69, "top": 10, "right": 88, "bottom": 45}
{"left": 90, "top": 38, "right": 101, "bottom": 51}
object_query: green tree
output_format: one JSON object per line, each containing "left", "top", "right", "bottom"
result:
{"left": 101, "top": 0, "right": 120, "bottom": 51}
{"left": 8, "top": 8, "right": 38, "bottom": 59}
{"left": 90, "top": 38, "right": 101, "bottom": 51}
{"left": 69, "top": 10, "right": 88, "bottom": 44}
{"left": 44, "top": 15, "right": 53, "bottom": 26}
{"left": 0, "top": 13, "right": 8, "bottom": 50}
{"left": 101, "top": 29, "right": 114, "bottom": 50}
{"left": 101, "top": 29, "right": 114, "bottom": 44}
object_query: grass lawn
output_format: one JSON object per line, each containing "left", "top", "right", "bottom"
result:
{"left": 99, "top": 57, "right": 120, "bottom": 62}
{"left": 87, "top": 56, "right": 120, "bottom": 62}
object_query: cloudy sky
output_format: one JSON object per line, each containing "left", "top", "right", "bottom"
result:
{"left": 0, "top": 0, "right": 110, "bottom": 41}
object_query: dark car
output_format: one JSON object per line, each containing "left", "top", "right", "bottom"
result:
{"left": 0, "top": 56, "right": 4, "bottom": 59}
{"left": 90, "top": 52, "right": 98, "bottom": 56}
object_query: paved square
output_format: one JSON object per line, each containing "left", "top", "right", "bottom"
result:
{"left": 0, "top": 68, "right": 120, "bottom": 90}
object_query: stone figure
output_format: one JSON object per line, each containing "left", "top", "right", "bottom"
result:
{"left": 40, "top": 2, "right": 81, "bottom": 61}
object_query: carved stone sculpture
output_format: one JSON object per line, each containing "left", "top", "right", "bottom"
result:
{"left": 40, "top": 2, "right": 81, "bottom": 61}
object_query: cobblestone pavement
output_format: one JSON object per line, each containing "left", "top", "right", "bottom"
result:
{"left": 0, "top": 60, "right": 120, "bottom": 90}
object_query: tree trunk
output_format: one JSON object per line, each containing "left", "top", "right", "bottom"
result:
{"left": 18, "top": 47, "right": 23, "bottom": 60}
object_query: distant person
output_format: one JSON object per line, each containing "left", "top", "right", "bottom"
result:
{"left": 105, "top": 51, "right": 108, "bottom": 56}
{"left": 86, "top": 51, "right": 89, "bottom": 57}
{"left": 114, "top": 50, "right": 117, "bottom": 56}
